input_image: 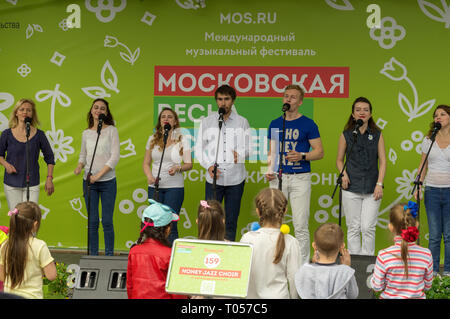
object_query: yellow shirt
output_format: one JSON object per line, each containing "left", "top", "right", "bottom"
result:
{"left": 0, "top": 237, "right": 54, "bottom": 299}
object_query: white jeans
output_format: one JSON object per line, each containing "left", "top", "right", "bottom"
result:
{"left": 270, "top": 173, "right": 311, "bottom": 265}
{"left": 4, "top": 183, "right": 40, "bottom": 210}
{"left": 342, "top": 189, "right": 381, "bottom": 256}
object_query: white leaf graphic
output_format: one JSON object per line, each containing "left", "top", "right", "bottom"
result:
{"left": 56, "top": 91, "right": 71, "bottom": 107}
{"left": 26, "top": 24, "right": 34, "bottom": 39}
{"left": 418, "top": 0, "right": 450, "bottom": 28}
{"left": 413, "top": 99, "right": 436, "bottom": 120}
{"left": 35, "top": 90, "right": 54, "bottom": 102}
{"left": 0, "top": 113, "right": 9, "bottom": 131}
{"left": 101, "top": 60, "right": 119, "bottom": 93}
{"left": 398, "top": 92, "right": 413, "bottom": 118}
{"left": 388, "top": 148, "right": 398, "bottom": 164}
{"left": 132, "top": 48, "right": 140, "bottom": 64}
{"left": 325, "top": 0, "right": 354, "bottom": 11}
{"left": 81, "top": 86, "right": 111, "bottom": 99}
{"left": 33, "top": 24, "right": 43, "bottom": 32}
{"left": 0, "top": 92, "right": 14, "bottom": 111}
{"left": 119, "top": 52, "right": 132, "bottom": 64}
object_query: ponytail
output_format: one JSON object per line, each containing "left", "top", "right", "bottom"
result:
{"left": 389, "top": 201, "right": 419, "bottom": 278}
{"left": 273, "top": 232, "right": 286, "bottom": 264}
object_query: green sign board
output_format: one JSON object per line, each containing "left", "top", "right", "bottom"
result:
{"left": 166, "top": 239, "right": 253, "bottom": 298}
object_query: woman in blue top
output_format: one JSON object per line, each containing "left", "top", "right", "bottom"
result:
{"left": 336, "top": 97, "right": 386, "bottom": 256}
{"left": 0, "top": 98, "right": 55, "bottom": 210}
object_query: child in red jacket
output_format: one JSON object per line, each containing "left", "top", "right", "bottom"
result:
{"left": 126, "top": 199, "right": 187, "bottom": 299}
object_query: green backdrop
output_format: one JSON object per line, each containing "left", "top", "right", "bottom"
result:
{"left": 0, "top": 0, "right": 447, "bottom": 261}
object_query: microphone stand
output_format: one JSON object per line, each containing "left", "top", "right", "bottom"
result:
{"left": 212, "top": 113, "right": 224, "bottom": 200}
{"left": 85, "top": 119, "right": 102, "bottom": 255}
{"left": 153, "top": 127, "right": 170, "bottom": 202}
{"left": 25, "top": 122, "right": 30, "bottom": 201}
{"left": 332, "top": 131, "right": 358, "bottom": 226}
{"left": 278, "top": 111, "right": 287, "bottom": 191}
{"left": 411, "top": 128, "right": 439, "bottom": 246}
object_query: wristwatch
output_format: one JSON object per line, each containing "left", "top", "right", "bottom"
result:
{"left": 376, "top": 182, "right": 384, "bottom": 188}
{"left": 301, "top": 152, "right": 306, "bottom": 161}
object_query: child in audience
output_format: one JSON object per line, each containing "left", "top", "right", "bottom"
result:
{"left": 126, "top": 199, "right": 187, "bottom": 299}
{"left": 295, "top": 223, "right": 359, "bottom": 299}
{"left": 371, "top": 201, "right": 433, "bottom": 299}
{"left": 240, "top": 188, "right": 301, "bottom": 299}
{"left": 197, "top": 200, "right": 225, "bottom": 241}
{"left": 0, "top": 202, "right": 56, "bottom": 298}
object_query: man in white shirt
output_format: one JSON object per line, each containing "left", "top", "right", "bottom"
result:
{"left": 195, "top": 85, "right": 250, "bottom": 241}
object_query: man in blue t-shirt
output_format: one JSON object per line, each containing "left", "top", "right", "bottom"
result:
{"left": 266, "top": 84, "right": 324, "bottom": 265}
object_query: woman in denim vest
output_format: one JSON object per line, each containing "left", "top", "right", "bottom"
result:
{"left": 336, "top": 97, "right": 386, "bottom": 256}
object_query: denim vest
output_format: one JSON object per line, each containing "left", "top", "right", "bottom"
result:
{"left": 343, "top": 128, "right": 380, "bottom": 194}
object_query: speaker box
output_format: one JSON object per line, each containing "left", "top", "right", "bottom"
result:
{"left": 350, "top": 254, "right": 377, "bottom": 299}
{"left": 72, "top": 255, "right": 128, "bottom": 299}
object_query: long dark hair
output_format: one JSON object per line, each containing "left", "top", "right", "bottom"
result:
{"left": 344, "top": 97, "right": 380, "bottom": 132}
{"left": 427, "top": 105, "right": 449, "bottom": 138}
{"left": 87, "top": 98, "right": 115, "bottom": 128}
{"left": 2, "top": 202, "right": 42, "bottom": 289}
{"left": 133, "top": 217, "right": 171, "bottom": 248}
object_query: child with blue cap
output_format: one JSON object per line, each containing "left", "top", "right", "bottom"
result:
{"left": 126, "top": 199, "right": 186, "bottom": 299}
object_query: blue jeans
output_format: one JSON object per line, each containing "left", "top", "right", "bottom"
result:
{"left": 148, "top": 187, "right": 184, "bottom": 245}
{"left": 205, "top": 181, "right": 245, "bottom": 241}
{"left": 83, "top": 178, "right": 117, "bottom": 256}
{"left": 424, "top": 186, "right": 450, "bottom": 273}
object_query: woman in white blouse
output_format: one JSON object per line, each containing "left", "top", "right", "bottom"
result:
{"left": 415, "top": 105, "right": 450, "bottom": 276}
{"left": 143, "top": 108, "right": 192, "bottom": 244}
{"left": 74, "top": 98, "right": 120, "bottom": 256}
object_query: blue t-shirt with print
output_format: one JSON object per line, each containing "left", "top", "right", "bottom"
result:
{"left": 267, "top": 115, "right": 320, "bottom": 173}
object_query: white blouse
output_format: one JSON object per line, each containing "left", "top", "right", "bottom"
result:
{"left": 78, "top": 125, "right": 120, "bottom": 182}
{"left": 146, "top": 133, "right": 191, "bottom": 188}
{"left": 421, "top": 137, "right": 450, "bottom": 187}
{"left": 240, "top": 227, "right": 301, "bottom": 299}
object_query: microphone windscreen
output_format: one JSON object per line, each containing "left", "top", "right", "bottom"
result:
{"left": 434, "top": 122, "right": 442, "bottom": 130}
{"left": 25, "top": 117, "right": 32, "bottom": 124}
{"left": 98, "top": 113, "right": 106, "bottom": 122}
{"left": 164, "top": 123, "right": 171, "bottom": 131}
{"left": 356, "top": 119, "right": 364, "bottom": 126}
{"left": 282, "top": 103, "right": 290, "bottom": 112}
{"left": 218, "top": 107, "right": 226, "bottom": 115}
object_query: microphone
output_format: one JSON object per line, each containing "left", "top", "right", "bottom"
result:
{"left": 97, "top": 113, "right": 106, "bottom": 133}
{"left": 25, "top": 117, "right": 32, "bottom": 138}
{"left": 163, "top": 122, "right": 171, "bottom": 143}
{"left": 282, "top": 103, "right": 290, "bottom": 112}
{"left": 218, "top": 107, "right": 225, "bottom": 129}
{"left": 352, "top": 119, "right": 364, "bottom": 136}
{"left": 430, "top": 122, "right": 442, "bottom": 141}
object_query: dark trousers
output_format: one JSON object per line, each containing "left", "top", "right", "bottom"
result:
{"left": 148, "top": 186, "right": 184, "bottom": 245}
{"left": 205, "top": 181, "right": 245, "bottom": 241}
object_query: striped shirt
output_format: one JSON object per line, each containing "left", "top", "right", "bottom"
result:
{"left": 371, "top": 236, "right": 433, "bottom": 299}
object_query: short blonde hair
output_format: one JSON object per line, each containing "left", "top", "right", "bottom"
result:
{"left": 284, "top": 84, "right": 305, "bottom": 101}
{"left": 9, "top": 98, "right": 40, "bottom": 128}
